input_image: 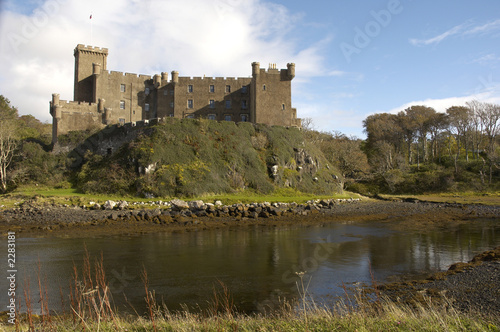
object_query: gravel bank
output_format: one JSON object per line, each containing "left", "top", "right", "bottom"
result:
{"left": 379, "top": 247, "right": 500, "bottom": 318}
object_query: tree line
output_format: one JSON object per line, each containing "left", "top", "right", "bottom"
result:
{"left": 361, "top": 101, "right": 500, "bottom": 193}
{"left": 1, "top": 92, "right": 499, "bottom": 195}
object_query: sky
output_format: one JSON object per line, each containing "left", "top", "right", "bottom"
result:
{"left": 0, "top": 0, "right": 499, "bottom": 138}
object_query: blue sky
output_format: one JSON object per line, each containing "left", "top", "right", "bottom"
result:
{"left": 1, "top": 0, "right": 499, "bottom": 138}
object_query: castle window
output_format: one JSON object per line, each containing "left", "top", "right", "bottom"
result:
{"left": 188, "top": 99, "right": 193, "bottom": 109}
{"left": 224, "top": 115, "right": 232, "bottom": 121}
{"left": 263, "top": 84, "right": 266, "bottom": 91}
{"left": 120, "top": 84, "right": 126, "bottom": 92}
{"left": 225, "top": 85, "right": 231, "bottom": 93}
{"left": 145, "top": 88, "right": 150, "bottom": 95}
{"left": 145, "top": 103, "right": 150, "bottom": 111}
{"left": 119, "top": 118, "right": 125, "bottom": 125}
{"left": 170, "top": 102, "right": 174, "bottom": 108}
{"left": 168, "top": 113, "right": 174, "bottom": 117}
{"left": 188, "top": 85, "right": 193, "bottom": 93}
{"left": 241, "top": 86, "right": 247, "bottom": 94}
{"left": 163, "top": 90, "right": 168, "bottom": 96}
{"left": 241, "top": 114, "right": 248, "bottom": 122}
{"left": 241, "top": 100, "right": 247, "bottom": 109}
{"left": 209, "top": 100, "right": 215, "bottom": 109}
{"left": 208, "top": 114, "right": 216, "bottom": 120}
{"left": 186, "top": 114, "right": 194, "bottom": 119}
{"left": 209, "top": 85, "right": 215, "bottom": 93}
{"left": 120, "top": 100, "right": 125, "bottom": 109}
{"left": 225, "top": 100, "right": 231, "bottom": 109}
{"left": 282, "top": 103, "right": 285, "bottom": 110}
{"left": 170, "top": 90, "right": 174, "bottom": 96}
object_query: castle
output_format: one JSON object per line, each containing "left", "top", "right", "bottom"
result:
{"left": 50, "top": 44, "right": 301, "bottom": 143}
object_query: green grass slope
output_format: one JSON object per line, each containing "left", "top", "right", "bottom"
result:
{"left": 74, "top": 119, "right": 342, "bottom": 198}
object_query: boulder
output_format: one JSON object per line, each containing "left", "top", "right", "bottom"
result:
{"left": 103, "top": 200, "right": 116, "bottom": 210}
{"left": 170, "top": 199, "right": 189, "bottom": 210}
{"left": 188, "top": 200, "right": 205, "bottom": 210}
{"left": 117, "top": 201, "right": 129, "bottom": 210}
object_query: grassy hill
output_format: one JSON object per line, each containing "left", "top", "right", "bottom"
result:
{"left": 73, "top": 118, "right": 342, "bottom": 198}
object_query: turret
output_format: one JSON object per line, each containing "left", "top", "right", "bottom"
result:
{"left": 171, "top": 71, "right": 179, "bottom": 84}
{"left": 50, "top": 93, "right": 61, "bottom": 119}
{"left": 93, "top": 62, "right": 102, "bottom": 75}
{"left": 154, "top": 74, "right": 161, "bottom": 87}
{"left": 161, "top": 72, "right": 168, "bottom": 83}
{"left": 287, "top": 63, "right": 295, "bottom": 79}
{"left": 252, "top": 62, "right": 260, "bottom": 77}
{"left": 52, "top": 93, "right": 60, "bottom": 106}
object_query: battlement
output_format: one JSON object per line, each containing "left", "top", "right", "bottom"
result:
{"left": 179, "top": 76, "right": 251, "bottom": 82}
{"left": 58, "top": 99, "right": 98, "bottom": 107}
{"left": 103, "top": 70, "right": 152, "bottom": 80}
{"left": 75, "top": 44, "right": 108, "bottom": 54}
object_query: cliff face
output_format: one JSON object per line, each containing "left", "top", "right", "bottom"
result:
{"left": 71, "top": 118, "right": 342, "bottom": 197}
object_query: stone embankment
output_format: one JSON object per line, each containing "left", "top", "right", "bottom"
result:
{"left": 0, "top": 197, "right": 361, "bottom": 228}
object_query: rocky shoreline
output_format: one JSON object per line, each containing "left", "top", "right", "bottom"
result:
{"left": 0, "top": 197, "right": 499, "bottom": 238}
{"left": 379, "top": 246, "right": 500, "bottom": 318}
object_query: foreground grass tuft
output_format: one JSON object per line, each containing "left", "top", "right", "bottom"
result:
{"left": 4, "top": 298, "right": 497, "bottom": 331}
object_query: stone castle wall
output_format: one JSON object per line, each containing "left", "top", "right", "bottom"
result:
{"left": 50, "top": 44, "right": 300, "bottom": 144}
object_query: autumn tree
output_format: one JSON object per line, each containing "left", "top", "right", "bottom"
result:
{"left": 0, "top": 96, "right": 19, "bottom": 193}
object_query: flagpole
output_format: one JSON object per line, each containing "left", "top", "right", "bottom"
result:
{"left": 90, "top": 13, "right": 93, "bottom": 45}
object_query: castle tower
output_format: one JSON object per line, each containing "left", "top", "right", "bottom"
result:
{"left": 252, "top": 62, "right": 260, "bottom": 77}
{"left": 287, "top": 63, "right": 295, "bottom": 79}
{"left": 74, "top": 44, "right": 108, "bottom": 102}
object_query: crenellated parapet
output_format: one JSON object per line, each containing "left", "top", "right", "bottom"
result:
{"left": 74, "top": 44, "right": 109, "bottom": 55}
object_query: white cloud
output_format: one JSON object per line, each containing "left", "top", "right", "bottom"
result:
{"left": 409, "top": 23, "right": 465, "bottom": 46}
{"left": 0, "top": 0, "right": 328, "bottom": 123}
{"left": 463, "top": 19, "right": 500, "bottom": 35}
{"left": 383, "top": 88, "right": 500, "bottom": 116}
{"left": 410, "top": 19, "right": 500, "bottom": 47}
{"left": 471, "top": 54, "right": 500, "bottom": 67}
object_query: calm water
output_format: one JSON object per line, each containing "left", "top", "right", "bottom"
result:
{"left": 1, "top": 218, "right": 499, "bottom": 315}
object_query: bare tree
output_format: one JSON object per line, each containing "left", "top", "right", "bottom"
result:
{"left": 446, "top": 106, "right": 470, "bottom": 173}
{"left": 478, "top": 102, "right": 500, "bottom": 183}
{"left": 466, "top": 100, "right": 485, "bottom": 159}
{"left": 0, "top": 96, "right": 18, "bottom": 193}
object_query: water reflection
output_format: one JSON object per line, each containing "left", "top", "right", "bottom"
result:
{"left": 0, "top": 219, "right": 498, "bottom": 315}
